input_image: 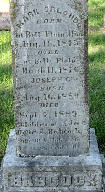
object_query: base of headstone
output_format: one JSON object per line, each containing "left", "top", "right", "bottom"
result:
{"left": 2, "top": 129, "right": 103, "bottom": 192}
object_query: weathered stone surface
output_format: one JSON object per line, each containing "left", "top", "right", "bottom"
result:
{"left": 2, "top": 129, "right": 102, "bottom": 192}
{"left": 2, "top": 0, "right": 102, "bottom": 191}
{"left": 10, "top": 0, "right": 89, "bottom": 157}
{"left": 101, "top": 154, "right": 105, "bottom": 191}
{"left": 0, "top": 167, "right": 3, "bottom": 192}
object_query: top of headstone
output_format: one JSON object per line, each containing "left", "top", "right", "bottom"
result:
{"left": 10, "top": 0, "right": 89, "bottom": 157}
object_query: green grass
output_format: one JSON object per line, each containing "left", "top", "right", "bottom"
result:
{"left": 0, "top": 31, "right": 14, "bottom": 162}
{"left": 89, "top": 0, "right": 105, "bottom": 154}
{"left": 0, "top": 31, "right": 11, "bottom": 65}
{"left": 88, "top": 0, "right": 105, "bottom": 30}
{"left": 0, "top": 0, "right": 105, "bottom": 162}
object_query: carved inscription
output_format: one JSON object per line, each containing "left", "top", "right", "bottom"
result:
{"left": 12, "top": 0, "right": 89, "bottom": 156}
{"left": 8, "top": 171, "right": 99, "bottom": 189}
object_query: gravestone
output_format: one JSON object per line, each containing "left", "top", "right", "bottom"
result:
{"left": 11, "top": 0, "right": 89, "bottom": 157}
{"left": 2, "top": 0, "right": 103, "bottom": 191}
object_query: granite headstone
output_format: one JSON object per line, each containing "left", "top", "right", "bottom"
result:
{"left": 2, "top": 0, "right": 103, "bottom": 191}
{"left": 11, "top": 0, "right": 89, "bottom": 157}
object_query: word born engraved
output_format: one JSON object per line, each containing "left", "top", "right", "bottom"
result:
{"left": 8, "top": 171, "right": 97, "bottom": 188}
{"left": 15, "top": 5, "right": 84, "bottom": 29}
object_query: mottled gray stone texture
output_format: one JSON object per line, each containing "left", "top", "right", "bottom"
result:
{"left": 10, "top": 0, "right": 89, "bottom": 157}
{"left": 2, "top": 129, "right": 102, "bottom": 192}
{"left": 2, "top": 0, "right": 102, "bottom": 191}
{"left": 0, "top": 167, "right": 3, "bottom": 192}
